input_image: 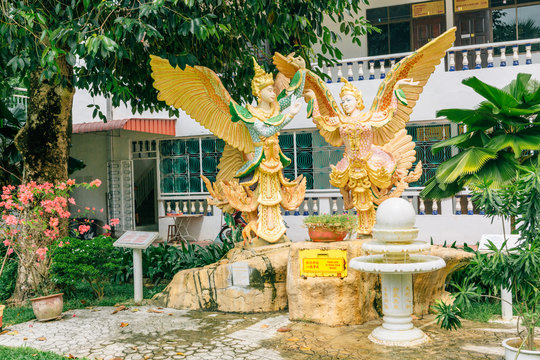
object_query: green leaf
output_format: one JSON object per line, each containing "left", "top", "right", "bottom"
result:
{"left": 436, "top": 147, "right": 497, "bottom": 184}
{"left": 462, "top": 77, "right": 520, "bottom": 110}
{"left": 431, "top": 132, "right": 473, "bottom": 154}
{"left": 485, "top": 132, "right": 540, "bottom": 158}
{"left": 504, "top": 73, "right": 531, "bottom": 102}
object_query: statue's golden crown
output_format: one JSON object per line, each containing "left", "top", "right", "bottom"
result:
{"left": 251, "top": 58, "right": 274, "bottom": 97}
{"left": 339, "top": 77, "right": 362, "bottom": 100}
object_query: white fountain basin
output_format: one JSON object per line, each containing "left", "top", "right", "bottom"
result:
{"left": 349, "top": 254, "right": 446, "bottom": 274}
{"left": 363, "top": 240, "right": 431, "bottom": 254}
{"left": 372, "top": 228, "right": 419, "bottom": 243}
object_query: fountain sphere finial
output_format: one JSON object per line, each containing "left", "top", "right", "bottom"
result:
{"left": 374, "top": 198, "right": 416, "bottom": 230}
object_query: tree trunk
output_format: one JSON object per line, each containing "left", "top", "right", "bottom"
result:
{"left": 10, "top": 58, "right": 74, "bottom": 304}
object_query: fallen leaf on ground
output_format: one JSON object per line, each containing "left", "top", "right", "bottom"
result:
{"left": 300, "top": 346, "right": 311, "bottom": 351}
{"left": 37, "top": 336, "right": 46, "bottom": 341}
{"left": 168, "top": 313, "right": 173, "bottom": 316}
{"left": 72, "top": 314, "right": 76, "bottom": 317}
{"left": 23, "top": 337, "right": 28, "bottom": 340}
{"left": 287, "top": 337, "right": 299, "bottom": 342}
{"left": 119, "top": 322, "right": 129, "bottom": 328}
{"left": 0, "top": 330, "right": 8, "bottom": 335}
{"left": 147, "top": 308, "right": 163, "bottom": 313}
{"left": 157, "top": 307, "right": 163, "bottom": 309}
{"left": 32, "top": 354, "right": 37, "bottom": 357}
{"left": 112, "top": 305, "right": 127, "bottom": 314}
{"left": 277, "top": 327, "right": 291, "bottom": 332}
{"left": 131, "top": 346, "right": 138, "bottom": 350}
{"left": 260, "top": 324, "right": 269, "bottom": 328}
{"left": 131, "top": 308, "right": 139, "bottom": 312}
{"left": 176, "top": 352, "right": 185, "bottom": 356}
{"left": 143, "top": 356, "right": 151, "bottom": 360}
{"left": 7, "top": 330, "right": 18, "bottom": 336}
{"left": 112, "top": 357, "right": 123, "bottom": 360}
{"left": 67, "top": 355, "right": 78, "bottom": 359}
{"left": 80, "top": 300, "right": 86, "bottom": 304}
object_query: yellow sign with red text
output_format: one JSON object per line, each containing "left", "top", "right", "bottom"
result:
{"left": 299, "top": 249, "right": 347, "bottom": 277}
{"left": 412, "top": 1, "right": 445, "bottom": 18}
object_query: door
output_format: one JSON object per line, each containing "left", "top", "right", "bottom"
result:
{"left": 413, "top": 15, "right": 445, "bottom": 49}
{"left": 454, "top": 10, "right": 491, "bottom": 69}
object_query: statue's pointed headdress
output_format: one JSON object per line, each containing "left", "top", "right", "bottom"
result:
{"left": 251, "top": 58, "right": 274, "bottom": 98}
{"left": 339, "top": 77, "right": 364, "bottom": 111}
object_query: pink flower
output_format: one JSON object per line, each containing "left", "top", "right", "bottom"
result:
{"left": 103, "top": 224, "right": 111, "bottom": 231}
{"left": 3, "top": 239, "right": 10, "bottom": 247}
{"left": 58, "top": 241, "right": 64, "bottom": 247}
{"left": 49, "top": 217, "right": 59, "bottom": 227}
{"left": 78, "top": 224, "right": 91, "bottom": 234}
{"left": 89, "top": 179, "right": 102, "bottom": 188}
{"left": 56, "top": 182, "right": 66, "bottom": 190}
{"left": 109, "top": 218, "right": 120, "bottom": 226}
{"left": 3, "top": 214, "right": 18, "bottom": 226}
{"left": 67, "top": 179, "right": 76, "bottom": 186}
{"left": 6, "top": 248, "right": 13, "bottom": 255}
{"left": 36, "top": 247, "right": 48, "bottom": 261}
{"left": 68, "top": 197, "right": 76, "bottom": 205}
{"left": 100, "top": 208, "right": 104, "bottom": 213}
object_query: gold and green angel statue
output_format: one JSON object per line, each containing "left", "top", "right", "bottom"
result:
{"left": 150, "top": 55, "right": 307, "bottom": 245}
{"left": 274, "top": 28, "right": 456, "bottom": 235}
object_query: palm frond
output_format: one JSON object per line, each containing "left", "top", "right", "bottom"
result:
{"left": 463, "top": 76, "right": 519, "bottom": 110}
{"left": 436, "top": 148, "right": 497, "bottom": 184}
{"left": 486, "top": 132, "right": 540, "bottom": 158}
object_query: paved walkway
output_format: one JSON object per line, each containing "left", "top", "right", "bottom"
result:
{"left": 0, "top": 306, "right": 514, "bottom": 359}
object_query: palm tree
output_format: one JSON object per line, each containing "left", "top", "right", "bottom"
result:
{"left": 420, "top": 73, "right": 540, "bottom": 199}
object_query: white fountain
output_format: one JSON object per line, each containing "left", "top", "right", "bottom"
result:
{"left": 350, "top": 198, "right": 446, "bottom": 346}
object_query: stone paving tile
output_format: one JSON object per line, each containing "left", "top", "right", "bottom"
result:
{"left": 0, "top": 307, "right": 514, "bottom": 360}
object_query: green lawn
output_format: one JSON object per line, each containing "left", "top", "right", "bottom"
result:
{"left": 0, "top": 346, "right": 88, "bottom": 359}
{"left": 3, "top": 282, "right": 166, "bottom": 327}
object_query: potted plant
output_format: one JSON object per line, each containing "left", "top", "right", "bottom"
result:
{"left": 435, "top": 160, "right": 540, "bottom": 359}
{"left": 303, "top": 214, "right": 357, "bottom": 242}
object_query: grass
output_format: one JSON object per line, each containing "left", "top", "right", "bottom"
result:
{"left": 2, "top": 282, "right": 167, "bottom": 327}
{"left": 460, "top": 300, "right": 501, "bottom": 323}
{"left": 0, "top": 346, "right": 89, "bottom": 359}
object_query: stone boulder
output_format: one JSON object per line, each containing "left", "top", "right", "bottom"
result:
{"left": 287, "top": 240, "right": 381, "bottom": 326}
{"left": 153, "top": 243, "right": 290, "bottom": 312}
{"left": 413, "top": 246, "right": 474, "bottom": 316}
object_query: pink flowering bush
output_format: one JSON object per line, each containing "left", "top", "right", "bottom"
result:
{"left": 0, "top": 179, "right": 120, "bottom": 299}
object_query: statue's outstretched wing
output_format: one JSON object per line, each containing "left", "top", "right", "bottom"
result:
{"left": 150, "top": 55, "right": 254, "bottom": 154}
{"left": 369, "top": 27, "right": 456, "bottom": 146}
{"left": 273, "top": 52, "right": 343, "bottom": 147}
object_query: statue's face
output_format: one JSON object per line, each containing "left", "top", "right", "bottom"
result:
{"left": 260, "top": 85, "right": 276, "bottom": 103}
{"left": 341, "top": 94, "right": 357, "bottom": 115}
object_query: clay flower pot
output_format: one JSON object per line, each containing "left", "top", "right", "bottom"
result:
{"left": 30, "top": 293, "right": 63, "bottom": 321}
{"left": 308, "top": 227, "right": 348, "bottom": 242}
{"left": 0, "top": 304, "right": 4, "bottom": 330}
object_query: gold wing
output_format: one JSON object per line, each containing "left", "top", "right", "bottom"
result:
{"left": 382, "top": 129, "right": 417, "bottom": 174}
{"left": 150, "top": 55, "right": 254, "bottom": 154}
{"left": 369, "top": 27, "right": 456, "bottom": 146}
{"left": 273, "top": 52, "right": 343, "bottom": 147}
{"left": 216, "top": 144, "right": 245, "bottom": 184}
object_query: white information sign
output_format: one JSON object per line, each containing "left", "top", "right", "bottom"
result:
{"left": 113, "top": 231, "right": 159, "bottom": 303}
{"left": 230, "top": 262, "right": 251, "bottom": 287}
{"left": 113, "top": 231, "right": 158, "bottom": 250}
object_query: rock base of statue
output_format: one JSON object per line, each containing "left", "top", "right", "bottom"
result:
{"left": 152, "top": 243, "right": 290, "bottom": 312}
{"left": 287, "top": 240, "right": 474, "bottom": 326}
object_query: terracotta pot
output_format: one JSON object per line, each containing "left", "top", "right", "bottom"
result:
{"left": 308, "top": 227, "right": 348, "bottom": 242}
{"left": 0, "top": 304, "right": 4, "bottom": 330}
{"left": 30, "top": 293, "right": 63, "bottom": 322}
{"left": 503, "top": 338, "right": 540, "bottom": 360}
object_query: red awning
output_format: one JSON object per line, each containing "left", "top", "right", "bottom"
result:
{"left": 73, "top": 118, "right": 176, "bottom": 136}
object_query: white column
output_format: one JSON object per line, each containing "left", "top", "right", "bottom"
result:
{"left": 133, "top": 249, "right": 143, "bottom": 304}
{"left": 501, "top": 285, "right": 513, "bottom": 321}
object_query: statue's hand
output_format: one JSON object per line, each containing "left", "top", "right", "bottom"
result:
{"left": 303, "top": 89, "right": 316, "bottom": 102}
{"left": 290, "top": 99, "right": 302, "bottom": 117}
{"left": 396, "top": 78, "right": 420, "bottom": 87}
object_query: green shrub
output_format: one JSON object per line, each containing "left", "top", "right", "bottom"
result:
{"left": 113, "top": 239, "right": 237, "bottom": 284}
{"left": 0, "top": 245, "right": 17, "bottom": 301}
{"left": 303, "top": 214, "right": 357, "bottom": 232}
{"left": 51, "top": 236, "right": 122, "bottom": 299}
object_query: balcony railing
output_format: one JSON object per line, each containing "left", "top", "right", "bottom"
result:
{"left": 319, "top": 38, "right": 540, "bottom": 83}
{"left": 6, "top": 87, "right": 28, "bottom": 112}
{"left": 159, "top": 188, "right": 483, "bottom": 218}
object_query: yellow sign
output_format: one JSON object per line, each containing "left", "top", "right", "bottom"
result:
{"left": 299, "top": 249, "right": 347, "bottom": 277}
{"left": 454, "top": 0, "right": 488, "bottom": 12}
{"left": 412, "top": 1, "right": 445, "bottom": 18}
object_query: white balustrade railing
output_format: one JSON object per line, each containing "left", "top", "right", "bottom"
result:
{"left": 7, "top": 87, "right": 28, "bottom": 111}
{"left": 317, "top": 38, "right": 540, "bottom": 83}
{"left": 161, "top": 188, "right": 485, "bottom": 218}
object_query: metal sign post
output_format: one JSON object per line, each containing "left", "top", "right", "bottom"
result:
{"left": 113, "top": 231, "right": 159, "bottom": 304}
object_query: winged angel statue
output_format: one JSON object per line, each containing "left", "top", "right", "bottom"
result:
{"left": 274, "top": 28, "right": 456, "bottom": 235}
{"left": 150, "top": 55, "right": 307, "bottom": 245}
